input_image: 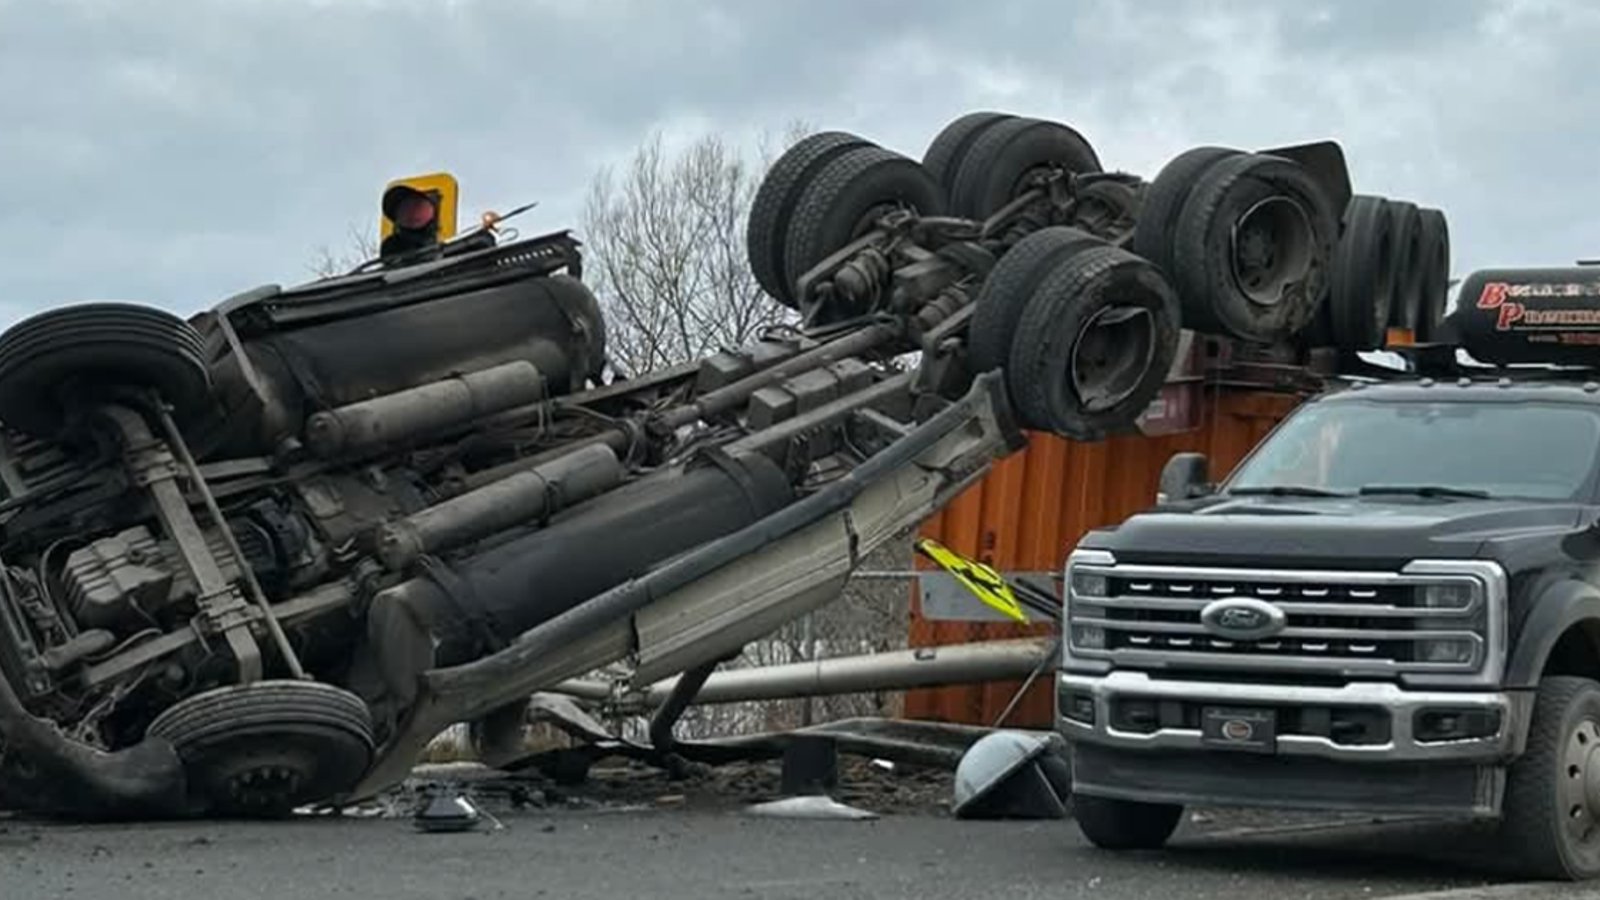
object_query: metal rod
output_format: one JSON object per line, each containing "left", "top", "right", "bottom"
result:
{"left": 557, "top": 637, "right": 1053, "bottom": 709}
{"left": 656, "top": 322, "right": 900, "bottom": 430}
{"left": 155, "top": 404, "right": 306, "bottom": 680}
{"left": 991, "top": 636, "right": 1062, "bottom": 727}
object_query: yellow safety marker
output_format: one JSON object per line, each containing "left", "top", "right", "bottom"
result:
{"left": 915, "top": 538, "right": 1029, "bottom": 624}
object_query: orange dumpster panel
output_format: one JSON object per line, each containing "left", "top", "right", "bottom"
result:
{"left": 906, "top": 387, "right": 1302, "bottom": 728}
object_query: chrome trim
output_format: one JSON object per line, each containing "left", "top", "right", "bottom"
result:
{"left": 1059, "top": 670, "right": 1528, "bottom": 762}
{"left": 1061, "top": 555, "right": 1509, "bottom": 688}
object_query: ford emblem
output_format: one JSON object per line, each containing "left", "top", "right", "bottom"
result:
{"left": 1200, "top": 597, "right": 1287, "bottom": 641}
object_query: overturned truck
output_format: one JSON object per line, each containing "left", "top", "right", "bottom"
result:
{"left": 0, "top": 111, "right": 1445, "bottom": 819}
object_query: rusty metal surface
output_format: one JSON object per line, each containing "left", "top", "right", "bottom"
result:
{"left": 905, "top": 386, "right": 1301, "bottom": 728}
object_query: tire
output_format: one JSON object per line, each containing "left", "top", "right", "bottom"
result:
{"left": 950, "top": 117, "right": 1102, "bottom": 220}
{"left": 782, "top": 146, "right": 946, "bottom": 322}
{"left": 968, "top": 226, "right": 1107, "bottom": 374}
{"left": 1074, "top": 793, "right": 1184, "bottom": 851}
{"left": 922, "top": 112, "right": 1015, "bottom": 196}
{"left": 1006, "top": 244, "right": 1181, "bottom": 441}
{"left": 0, "top": 302, "right": 211, "bottom": 438}
{"left": 1327, "top": 195, "right": 1396, "bottom": 351}
{"left": 1385, "top": 199, "right": 1424, "bottom": 331}
{"left": 1498, "top": 676, "right": 1600, "bottom": 880}
{"left": 746, "top": 131, "right": 875, "bottom": 308}
{"left": 147, "top": 680, "right": 375, "bottom": 818}
{"left": 1169, "top": 153, "right": 1339, "bottom": 342}
{"left": 1414, "top": 207, "right": 1453, "bottom": 342}
{"left": 1130, "top": 146, "right": 1244, "bottom": 278}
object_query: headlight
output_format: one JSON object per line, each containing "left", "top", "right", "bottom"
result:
{"left": 1414, "top": 579, "right": 1484, "bottom": 668}
{"left": 1070, "top": 623, "right": 1107, "bottom": 650}
{"left": 1069, "top": 569, "right": 1108, "bottom": 599}
{"left": 1416, "top": 639, "right": 1476, "bottom": 664}
{"left": 1064, "top": 549, "right": 1116, "bottom": 657}
{"left": 1417, "top": 583, "right": 1475, "bottom": 611}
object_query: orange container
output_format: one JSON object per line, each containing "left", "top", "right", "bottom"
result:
{"left": 906, "top": 385, "right": 1303, "bottom": 728}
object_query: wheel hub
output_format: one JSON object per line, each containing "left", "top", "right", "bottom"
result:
{"left": 1070, "top": 306, "right": 1156, "bottom": 413}
{"left": 1562, "top": 719, "right": 1600, "bottom": 843}
{"left": 224, "top": 760, "right": 309, "bottom": 813}
{"left": 1231, "top": 196, "right": 1314, "bottom": 307}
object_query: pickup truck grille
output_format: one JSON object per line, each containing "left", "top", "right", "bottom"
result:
{"left": 1064, "top": 562, "right": 1502, "bottom": 678}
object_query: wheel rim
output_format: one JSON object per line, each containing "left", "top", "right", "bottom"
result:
{"left": 1070, "top": 306, "right": 1156, "bottom": 413}
{"left": 1561, "top": 718, "right": 1600, "bottom": 847}
{"left": 1230, "top": 196, "right": 1315, "bottom": 307}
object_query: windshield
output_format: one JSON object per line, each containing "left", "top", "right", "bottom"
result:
{"left": 1225, "top": 398, "right": 1600, "bottom": 501}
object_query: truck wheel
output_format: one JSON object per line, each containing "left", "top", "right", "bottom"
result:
{"left": 746, "top": 131, "right": 875, "bottom": 308}
{"left": 0, "top": 302, "right": 211, "bottom": 439}
{"left": 1500, "top": 676, "right": 1600, "bottom": 880}
{"left": 968, "top": 226, "right": 1106, "bottom": 374}
{"left": 949, "top": 116, "right": 1102, "bottom": 220}
{"left": 1384, "top": 199, "right": 1424, "bottom": 333}
{"left": 782, "top": 145, "right": 946, "bottom": 322}
{"left": 1130, "top": 146, "right": 1243, "bottom": 279}
{"left": 1169, "top": 152, "right": 1338, "bottom": 342}
{"left": 1327, "top": 195, "right": 1396, "bottom": 351}
{"left": 147, "top": 680, "right": 375, "bottom": 818}
{"left": 1006, "top": 244, "right": 1180, "bottom": 441}
{"left": 1414, "top": 207, "right": 1452, "bottom": 342}
{"left": 1074, "top": 793, "right": 1184, "bottom": 850}
{"left": 922, "top": 112, "right": 1014, "bottom": 197}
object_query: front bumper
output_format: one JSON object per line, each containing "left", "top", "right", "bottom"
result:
{"left": 1060, "top": 670, "right": 1532, "bottom": 818}
{"left": 1060, "top": 670, "right": 1526, "bottom": 762}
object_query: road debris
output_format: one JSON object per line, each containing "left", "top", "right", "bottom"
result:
{"left": 744, "top": 796, "right": 879, "bottom": 821}
{"left": 952, "top": 730, "right": 1072, "bottom": 820}
{"left": 413, "top": 790, "right": 484, "bottom": 833}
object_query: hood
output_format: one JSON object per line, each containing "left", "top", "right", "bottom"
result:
{"left": 1087, "top": 494, "right": 1588, "bottom": 570}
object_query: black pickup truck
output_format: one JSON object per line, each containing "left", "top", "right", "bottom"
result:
{"left": 1058, "top": 265, "right": 1600, "bottom": 880}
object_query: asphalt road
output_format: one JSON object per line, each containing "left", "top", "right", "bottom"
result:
{"left": 1, "top": 806, "right": 1578, "bottom": 900}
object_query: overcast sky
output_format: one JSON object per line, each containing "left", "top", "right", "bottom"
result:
{"left": 0, "top": 0, "right": 1593, "bottom": 327}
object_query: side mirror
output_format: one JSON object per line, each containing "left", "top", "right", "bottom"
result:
{"left": 1157, "top": 452, "right": 1212, "bottom": 504}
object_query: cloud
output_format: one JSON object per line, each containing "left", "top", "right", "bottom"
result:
{"left": 0, "top": 0, "right": 1596, "bottom": 325}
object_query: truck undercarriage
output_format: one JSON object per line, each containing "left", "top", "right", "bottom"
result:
{"left": 0, "top": 111, "right": 1413, "bottom": 820}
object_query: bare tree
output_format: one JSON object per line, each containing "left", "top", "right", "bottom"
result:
{"left": 307, "top": 221, "right": 380, "bottom": 278}
{"left": 581, "top": 130, "right": 803, "bottom": 378}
